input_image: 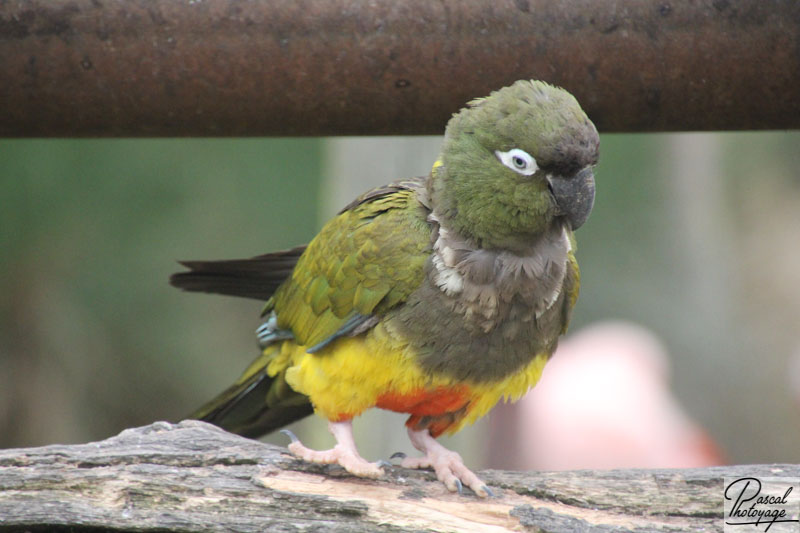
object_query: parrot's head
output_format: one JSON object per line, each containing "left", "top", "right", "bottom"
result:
{"left": 432, "top": 80, "right": 599, "bottom": 252}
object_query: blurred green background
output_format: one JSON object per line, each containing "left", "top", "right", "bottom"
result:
{"left": 1, "top": 132, "right": 799, "bottom": 468}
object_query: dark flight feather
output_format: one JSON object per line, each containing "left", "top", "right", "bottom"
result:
{"left": 170, "top": 245, "right": 307, "bottom": 301}
{"left": 190, "top": 368, "right": 313, "bottom": 437}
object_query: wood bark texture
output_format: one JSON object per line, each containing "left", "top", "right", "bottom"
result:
{"left": 0, "top": 421, "right": 795, "bottom": 532}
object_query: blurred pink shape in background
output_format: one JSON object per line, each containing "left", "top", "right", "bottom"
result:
{"left": 488, "top": 321, "right": 725, "bottom": 470}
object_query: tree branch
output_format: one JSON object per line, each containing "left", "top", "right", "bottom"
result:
{"left": 0, "top": 421, "right": 792, "bottom": 532}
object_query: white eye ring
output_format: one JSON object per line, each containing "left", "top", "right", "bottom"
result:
{"left": 495, "top": 148, "right": 537, "bottom": 176}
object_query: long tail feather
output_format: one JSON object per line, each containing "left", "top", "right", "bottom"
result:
{"left": 170, "top": 245, "right": 306, "bottom": 301}
{"left": 189, "top": 362, "right": 313, "bottom": 438}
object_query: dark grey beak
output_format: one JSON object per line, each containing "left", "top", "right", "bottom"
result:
{"left": 549, "top": 166, "right": 595, "bottom": 230}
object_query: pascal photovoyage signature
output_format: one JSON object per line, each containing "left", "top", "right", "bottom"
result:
{"left": 725, "top": 477, "right": 799, "bottom": 531}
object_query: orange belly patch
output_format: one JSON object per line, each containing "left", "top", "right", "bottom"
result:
{"left": 375, "top": 385, "right": 470, "bottom": 416}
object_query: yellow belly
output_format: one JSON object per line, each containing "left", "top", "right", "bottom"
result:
{"left": 261, "top": 322, "right": 550, "bottom": 434}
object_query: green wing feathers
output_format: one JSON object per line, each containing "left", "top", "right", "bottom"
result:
{"left": 273, "top": 180, "right": 431, "bottom": 348}
{"left": 182, "top": 179, "right": 432, "bottom": 435}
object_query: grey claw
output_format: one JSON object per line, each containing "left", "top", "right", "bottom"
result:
{"left": 280, "top": 429, "right": 299, "bottom": 444}
{"left": 482, "top": 485, "right": 496, "bottom": 498}
{"left": 389, "top": 451, "right": 406, "bottom": 460}
{"left": 376, "top": 459, "right": 392, "bottom": 469}
{"left": 455, "top": 478, "right": 463, "bottom": 496}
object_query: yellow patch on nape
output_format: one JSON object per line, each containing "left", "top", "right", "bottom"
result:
{"left": 431, "top": 159, "right": 445, "bottom": 181}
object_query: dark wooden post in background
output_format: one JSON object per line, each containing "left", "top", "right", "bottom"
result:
{"left": 1, "top": 0, "right": 799, "bottom": 137}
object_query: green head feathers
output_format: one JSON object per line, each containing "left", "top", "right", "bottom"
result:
{"left": 432, "top": 80, "right": 599, "bottom": 251}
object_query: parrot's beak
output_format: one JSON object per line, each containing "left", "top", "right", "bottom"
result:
{"left": 548, "top": 166, "right": 595, "bottom": 230}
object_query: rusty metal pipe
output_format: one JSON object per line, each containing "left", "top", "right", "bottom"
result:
{"left": 1, "top": 0, "right": 798, "bottom": 136}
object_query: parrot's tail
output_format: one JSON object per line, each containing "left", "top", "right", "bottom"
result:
{"left": 189, "top": 358, "right": 313, "bottom": 439}
{"left": 170, "top": 245, "right": 307, "bottom": 301}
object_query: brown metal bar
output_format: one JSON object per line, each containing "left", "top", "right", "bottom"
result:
{"left": 1, "top": 0, "right": 798, "bottom": 136}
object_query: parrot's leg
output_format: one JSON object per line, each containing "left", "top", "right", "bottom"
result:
{"left": 401, "top": 427, "right": 490, "bottom": 497}
{"left": 285, "top": 420, "right": 384, "bottom": 478}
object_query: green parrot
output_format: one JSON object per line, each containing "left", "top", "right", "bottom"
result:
{"left": 172, "top": 80, "right": 599, "bottom": 497}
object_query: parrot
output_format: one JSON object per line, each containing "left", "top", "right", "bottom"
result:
{"left": 171, "top": 80, "right": 599, "bottom": 497}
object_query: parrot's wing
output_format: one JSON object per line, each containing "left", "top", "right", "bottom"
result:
{"left": 272, "top": 178, "right": 431, "bottom": 349}
{"left": 170, "top": 245, "right": 307, "bottom": 301}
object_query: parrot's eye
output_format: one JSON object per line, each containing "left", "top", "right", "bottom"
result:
{"left": 495, "top": 148, "right": 538, "bottom": 176}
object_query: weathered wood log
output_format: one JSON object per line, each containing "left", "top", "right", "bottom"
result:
{"left": 0, "top": 421, "right": 794, "bottom": 532}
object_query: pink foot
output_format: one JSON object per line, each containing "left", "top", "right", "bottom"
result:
{"left": 400, "top": 428, "right": 492, "bottom": 497}
{"left": 283, "top": 421, "right": 384, "bottom": 479}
